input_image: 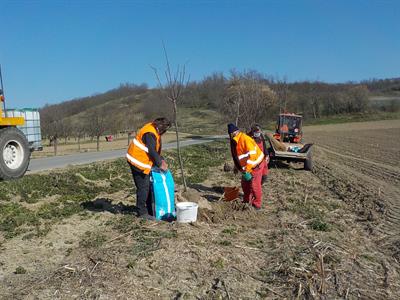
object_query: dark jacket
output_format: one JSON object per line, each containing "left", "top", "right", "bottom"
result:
{"left": 230, "top": 139, "right": 242, "bottom": 171}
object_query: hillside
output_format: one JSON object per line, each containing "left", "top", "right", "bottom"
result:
{"left": 38, "top": 75, "right": 400, "bottom": 141}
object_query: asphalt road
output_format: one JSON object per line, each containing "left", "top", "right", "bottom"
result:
{"left": 27, "top": 136, "right": 226, "bottom": 174}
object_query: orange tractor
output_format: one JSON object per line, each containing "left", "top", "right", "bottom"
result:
{"left": 268, "top": 112, "right": 313, "bottom": 171}
{"left": 273, "top": 112, "right": 303, "bottom": 143}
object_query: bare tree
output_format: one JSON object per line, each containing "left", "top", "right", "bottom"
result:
{"left": 223, "top": 77, "right": 243, "bottom": 126}
{"left": 40, "top": 105, "right": 65, "bottom": 155}
{"left": 59, "top": 120, "right": 72, "bottom": 145}
{"left": 347, "top": 85, "right": 369, "bottom": 113}
{"left": 223, "top": 71, "right": 277, "bottom": 129}
{"left": 274, "top": 76, "right": 290, "bottom": 113}
{"left": 87, "top": 107, "right": 108, "bottom": 151}
{"left": 151, "top": 43, "right": 189, "bottom": 191}
{"left": 72, "top": 123, "right": 86, "bottom": 152}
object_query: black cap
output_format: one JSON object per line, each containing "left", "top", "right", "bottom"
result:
{"left": 227, "top": 123, "right": 239, "bottom": 134}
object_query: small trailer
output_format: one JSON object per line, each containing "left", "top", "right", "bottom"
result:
{"left": 267, "top": 138, "right": 313, "bottom": 171}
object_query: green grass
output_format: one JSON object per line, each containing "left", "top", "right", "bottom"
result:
{"left": 246, "top": 237, "right": 265, "bottom": 249}
{"left": 211, "top": 257, "right": 225, "bottom": 269}
{"left": 79, "top": 231, "right": 107, "bottom": 248}
{"left": 221, "top": 226, "right": 238, "bottom": 236}
{"left": 165, "top": 140, "right": 230, "bottom": 184}
{"left": 0, "top": 158, "right": 133, "bottom": 202}
{"left": 0, "top": 200, "right": 86, "bottom": 239}
{"left": 218, "top": 240, "right": 232, "bottom": 246}
{"left": 0, "top": 160, "right": 131, "bottom": 201}
{"left": 0, "top": 158, "right": 133, "bottom": 238}
{"left": 285, "top": 192, "right": 332, "bottom": 232}
{"left": 37, "top": 202, "right": 83, "bottom": 220}
{"left": 0, "top": 141, "right": 231, "bottom": 239}
{"left": 14, "top": 266, "right": 27, "bottom": 274}
{"left": 309, "top": 218, "right": 330, "bottom": 232}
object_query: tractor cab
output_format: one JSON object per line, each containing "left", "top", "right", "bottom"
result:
{"left": 273, "top": 113, "right": 303, "bottom": 143}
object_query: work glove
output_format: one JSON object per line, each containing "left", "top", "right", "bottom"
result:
{"left": 161, "top": 160, "right": 168, "bottom": 171}
{"left": 242, "top": 172, "right": 252, "bottom": 181}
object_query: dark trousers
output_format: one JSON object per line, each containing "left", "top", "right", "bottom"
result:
{"left": 130, "top": 164, "right": 154, "bottom": 216}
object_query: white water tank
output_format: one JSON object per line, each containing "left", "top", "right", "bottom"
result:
{"left": 5, "top": 108, "right": 43, "bottom": 151}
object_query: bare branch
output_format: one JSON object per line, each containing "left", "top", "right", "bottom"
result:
{"left": 149, "top": 65, "right": 163, "bottom": 90}
{"left": 154, "top": 41, "right": 189, "bottom": 190}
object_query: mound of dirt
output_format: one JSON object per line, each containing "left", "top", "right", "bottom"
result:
{"left": 176, "top": 187, "right": 213, "bottom": 210}
{"left": 175, "top": 185, "right": 254, "bottom": 224}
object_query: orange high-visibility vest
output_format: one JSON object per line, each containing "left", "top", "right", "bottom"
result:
{"left": 126, "top": 122, "right": 161, "bottom": 174}
{"left": 233, "top": 132, "right": 264, "bottom": 173}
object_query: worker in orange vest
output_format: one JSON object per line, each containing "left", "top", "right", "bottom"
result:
{"left": 248, "top": 124, "right": 270, "bottom": 184}
{"left": 228, "top": 123, "right": 265, "bottom": 210}
{"left": 126, "top": 118, "right": 171, "bottom": 220}
{"left": 280, "top": 123, "right": 289, "bottom": 133}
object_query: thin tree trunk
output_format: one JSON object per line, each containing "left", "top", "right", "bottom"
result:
{"left": 96, "top": 136, "right": 100, "bottom": 151}
{"left": 127, "top": 132, "right": 132, "bottom": 146}
{"left": 313, "top": 104, "right": 317, "bottom": 119}
{"left": 235, "top": 98, "right": 240, "bottom": 126}
{"left": 173, "top": 102, "right": 187, "bottom": 191}
{"left": 78, "top": 136, "right": 81, "bottom": 151}
{"left": 54, "top": 138, "right": 58, "bottom": 156}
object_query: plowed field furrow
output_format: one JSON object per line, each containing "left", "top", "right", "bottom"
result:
{"left": 316, "top": 145, "right": 400, "bottom": 183}
{"left": 308, "top": 120, "right": 400, "bottom": 270}
{"left": 304, "top": 120, "right": 400, "bottom": 169}
{"left": 315, "top": 148, "right": 400, "bottom": 230}
{"left": 309, "top": 142, "right": 399, "bottom": 168}
{"left": 314, "top": 153, "right": 379, "bottom": 210}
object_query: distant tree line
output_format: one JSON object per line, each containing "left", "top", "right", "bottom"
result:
{"left": 39, "top": 71, "right": 399, "bottom": 153}
{"left": 361, "top": 78, "right": 400, "bottom": 93}
{"left": 177, "top": 70, "right": 373, "bottom": 123}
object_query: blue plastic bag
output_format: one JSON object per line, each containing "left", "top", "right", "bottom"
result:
{"left": 288, "top": 146, "right": 301, "bottom": 153}
{"left": 150, "top": 169, "right": 176, "bottom": 221}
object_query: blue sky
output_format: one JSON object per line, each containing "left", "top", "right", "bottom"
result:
{"left": 1, "top": 0, "right": 399, "bottom": 108}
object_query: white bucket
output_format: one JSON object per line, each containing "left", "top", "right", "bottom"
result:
{"left": 176, "top": 202, "right": 198, "bottom": 223}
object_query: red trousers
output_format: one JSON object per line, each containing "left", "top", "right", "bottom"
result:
{"left": 255, "top": 140, "right": 269, "bottom": 177}
{"left": 241, "top": 165, "right": 263, "bottom": 208}
{"left": 261, "top": 157, "right": 269, "bottom": 176}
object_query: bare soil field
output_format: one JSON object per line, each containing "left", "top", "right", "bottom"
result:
{"left": 1, "top": 120, "right": 399, "bottom": 299}
{"left": 305, "top": 120, "right": 400, "bottom": 235}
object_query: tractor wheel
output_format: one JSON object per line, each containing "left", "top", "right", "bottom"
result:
{"left": 304, "top": 152, "right": 313, "bottom": 171}
{"left": 0, "top": 127, "right": 31, "bottom": 180}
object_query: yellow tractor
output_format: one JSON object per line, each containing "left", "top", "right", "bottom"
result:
{"left": 0, "top": 67, "right": 31, "bottom": 180}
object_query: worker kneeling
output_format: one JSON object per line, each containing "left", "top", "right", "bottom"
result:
{"left": 228, "top": 123, "right": 265, "bottom": 210}
{"left": 126, "top": 118, "right": 171, "bottom": 220}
